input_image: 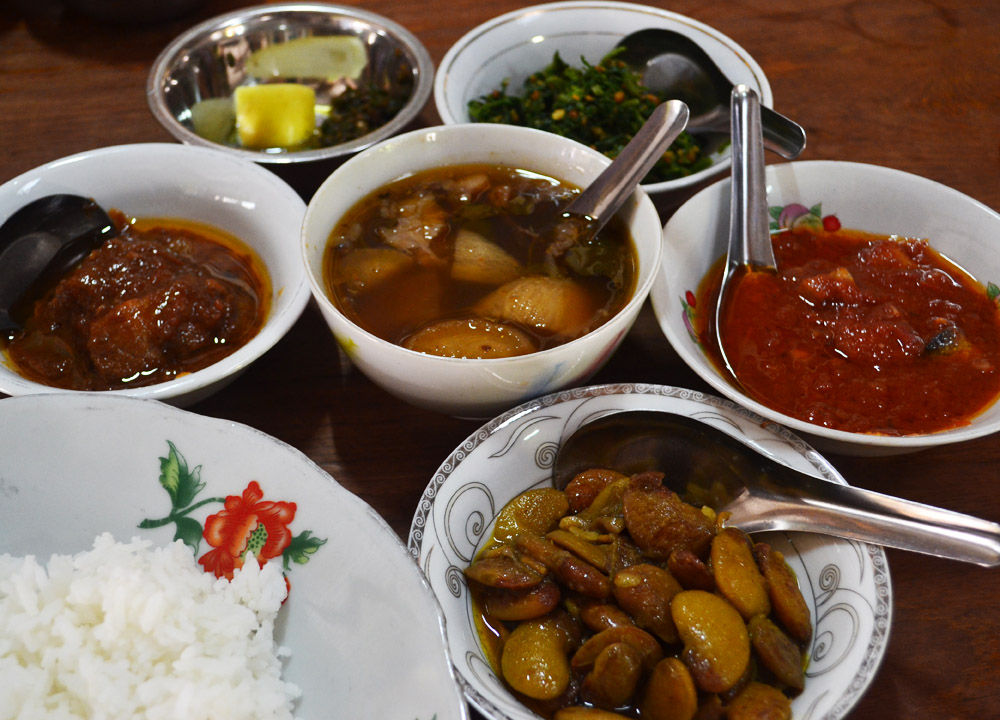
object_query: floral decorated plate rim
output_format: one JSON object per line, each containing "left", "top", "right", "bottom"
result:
{"left": 0, "top": 393, "right": 468, "bottom": 720}
{"left": 408, "top": 383, "right": 892, "bottom": 720}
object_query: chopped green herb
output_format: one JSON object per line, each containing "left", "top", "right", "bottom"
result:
{"left": 468, "top": 50, "right": 711, "bottom": 184}
{"left": 319, "top": 79, "right": 411, "bottom": 147}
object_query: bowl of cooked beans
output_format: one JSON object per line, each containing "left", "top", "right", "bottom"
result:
{"left": 408, "top": 383, "right": 892, "bottom": 720}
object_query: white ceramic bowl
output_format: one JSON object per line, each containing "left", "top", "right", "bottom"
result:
{"left": 408, "top": 383, "right": 892, "bottom": 720}
{"left": 301, "top": 123, "right": 663, "bottom": 418}
{"left": 434, "top": 0, "right": 772, "bottom": 197}
{"left": 0, "top": 393, "right": 468, "bottom": 720}
{"left": 652, "top": 160, "right": 1000, "bottom": 456}
{"left": 0, "top": 143, "right": 311, "bottom": 406}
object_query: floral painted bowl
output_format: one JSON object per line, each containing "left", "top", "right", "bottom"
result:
{"left": 0, "top": 393, "right": 467, "bottom": 720}
{"left": 408, "top": 383, "right": 892, "bottom": 720}
{"left": 652, "top": 160, "right": 1000, "bottom": 456}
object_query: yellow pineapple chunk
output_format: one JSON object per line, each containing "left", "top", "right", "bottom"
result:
{"left": 234, "top": 83, "right": 316, "bottom": 149}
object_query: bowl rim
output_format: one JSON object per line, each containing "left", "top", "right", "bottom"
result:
{"left": 300, "top": 122, "right": 663, "bottom": 367}
{"left": 0, "top": 142, "right": 312, "bottom": 403}
{"left": 655, "top": 158, "right": 1000, "bottom": 450}
{"left": 433, "top": 0, "right": 773, "bottom": 194}
{"left": 146, "top": 2, "right": 434, "bottom": 165}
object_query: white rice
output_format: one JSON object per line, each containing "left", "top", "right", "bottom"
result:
{"left": 0, "top": 533, "right": 300, "bottom": 720}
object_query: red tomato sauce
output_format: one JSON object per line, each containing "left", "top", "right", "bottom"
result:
{"left": 2, "top": 212, "right": 270, "bottom": 391}
{"left": 696, "top": 228, "right": 1000, "bottom": 435}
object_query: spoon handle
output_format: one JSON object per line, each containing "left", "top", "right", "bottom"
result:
{"left": 732, "top": 475, "right": 1000, "bottom": 567}
{"left": 563, "top": 99, "right": 689, "bottom": 229}
{"left": 727, "top": 85, "right": 775, "bottom": 274}
{"left": 760, "top": 105, "right": 807, "bottom": 160}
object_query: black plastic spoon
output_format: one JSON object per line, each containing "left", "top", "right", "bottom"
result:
{"left": 552, "top": 409, "right": 1000, "bottom": 566}
{"left": 615, "top": 28, "right": 807, "bottom": 159}
{"left": 0, "top": 194, "right": 117, "bottom": 333}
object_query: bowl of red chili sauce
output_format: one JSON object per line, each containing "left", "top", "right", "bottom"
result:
{"left": 651, "top": 160, "right": 1000, "bottom": 455}
{"left": 0, "top": 143, "right": 311, "bottom": 406}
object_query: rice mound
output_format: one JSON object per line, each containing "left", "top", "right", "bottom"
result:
{"left": 0, "top": 533, "right": 299, "bottom": 719}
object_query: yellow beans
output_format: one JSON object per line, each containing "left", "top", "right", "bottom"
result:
{"left": 755, "top": 543, "right": 813, "bottom": 644}
{"left": 466, "top": 470, "right": 812, "bottom": 719}
{"left": 493, "top": 488, "right": 569, "bottom": 545}
{"left": 612, "top": 564, "right": 682, "bottom": 643}
{"left": 670, "top": 590, "right": 750, "bottom": 693}
{"left": 727, "top": 681, "right": 793, "bottom": 720}
{"left": 639, "top": 658, "right": 698, "bottom": 720}
{"left": 711, "top": 528, "right": 770, "bottom": 619}
{"left": 500, "top": 615, "right": 579, "bottom": 700}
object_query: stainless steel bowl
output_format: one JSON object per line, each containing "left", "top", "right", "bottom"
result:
{"left": 147, "top": 3, "right": 433, "bottom": 193}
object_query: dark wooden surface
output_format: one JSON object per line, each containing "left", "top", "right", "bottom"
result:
{"left": 2, "top": 0, "right": 999, "bottom": 717}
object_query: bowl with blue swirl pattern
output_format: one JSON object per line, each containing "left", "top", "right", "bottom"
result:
{"left": 408, "top": 382, "right": 891, "bottom": 720}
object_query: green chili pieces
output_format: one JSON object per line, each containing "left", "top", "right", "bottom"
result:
{"left": 467, "top": 50, "right": 711, "bottom": 184}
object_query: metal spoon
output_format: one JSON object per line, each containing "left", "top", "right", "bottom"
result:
{"left": 556, "top": 99, "right": 689, "bottom": 243}
{"left": 0, "top": 194, "right": 117, "bottom": 333}
{"left": 615, "top": 28, "right": 806, "bottom": 159}
{"left": 712, "top": 85, "right": 776, "bottom": 385}
{"left": 552, "top": 409, "right": 1000, "bottom": 567}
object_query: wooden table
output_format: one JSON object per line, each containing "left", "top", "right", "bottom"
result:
{"left": 2, "top": 0, "right": 998, "bottom": 717}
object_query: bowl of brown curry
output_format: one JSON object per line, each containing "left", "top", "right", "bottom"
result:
{"left": 0, "top": 143, "right": 311, "bottom": 406}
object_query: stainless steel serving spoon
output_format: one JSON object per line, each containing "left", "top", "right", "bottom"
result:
{"left": 0, "top": 194, "right": 118, "bottom": 333}
{"left": 542, "top": 99, "right": 689, "bottom": 259}
{"left": 559, "top": 99, "right": 689, "bottom": 238}
{"left": 712, "top": 85, "right": 777, "bottom": 385}
{"left": 552, "top": 409, "right": 1000, "bottom": 567}
{"left": 615, "top": 28, "right": 806, "bottom": 159}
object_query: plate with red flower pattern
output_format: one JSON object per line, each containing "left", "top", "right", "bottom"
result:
{"left": 0, "top": 393, "right": 467, "bottom": 720}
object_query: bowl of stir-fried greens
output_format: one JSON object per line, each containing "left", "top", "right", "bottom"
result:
{"left": 434, "top": 1, "right": 772, "bottom": 197}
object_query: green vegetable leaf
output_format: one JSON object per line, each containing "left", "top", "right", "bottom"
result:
{"left": 158, "top": 441, "right": 205, "bottom": 509}
{"left": 174, "top": 516, "right": 204, "bottom": 554}
{"left": 283, "top": 531, "right": 328, "bottom": 571}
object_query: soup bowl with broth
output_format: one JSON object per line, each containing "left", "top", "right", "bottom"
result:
{"left": 302, "top": 124, "right": 663, "bottom": 417}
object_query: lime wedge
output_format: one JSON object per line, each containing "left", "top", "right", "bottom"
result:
{"left": 246, "top": 36, "right": 368, "bottom": 82}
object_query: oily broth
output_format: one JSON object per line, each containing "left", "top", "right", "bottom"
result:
{"left": 322, "top": 164, "right": 638, "bottom": 358}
